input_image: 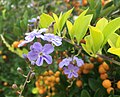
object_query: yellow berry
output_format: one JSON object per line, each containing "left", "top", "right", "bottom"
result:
{"left": 2, "top": 55, "right": 7, "bottom": 59}
{"left": 102, "top": 79, "right": 111, "bottom": 88}
{"left": 48, "top": 70, "right": 54, "bottom": 75}
{"left": 55, "top": 77, "right": 60, "bottom": 83}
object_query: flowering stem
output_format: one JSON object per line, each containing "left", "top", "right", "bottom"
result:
{"left": 62, "top": 38, "right": 120, "bottom": 66}
{"left": 19, "top": 67, "right": 33, "bottom": 97}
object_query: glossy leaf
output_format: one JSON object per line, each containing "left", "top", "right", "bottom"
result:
{"left": 108, "top": 47, "right": 120, "bottom": 56}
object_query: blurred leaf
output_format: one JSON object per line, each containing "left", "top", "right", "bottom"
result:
{"left": 88, "top": 78, "right": 101, "bottom": 91}
{"left": 108, "top": 47, "right": 120, "bottom": 56}
{"left": 0, "top": 16, "right": 3, "bottom": 34}
{"left": 13, "top": 26, "right": 22, "bottom": 36}
{"left": 32, "top": 88, "right": 38, "bottom": 94}
{"left": 94, "top": 88, "right": 104, "bottom": 97}
{"left": 81, "top": 89, "right": 91, "bottom": 97}
{"left": 88, "top": 0, "right": 95, "bottom": 9}
{"left": 40, "top": 13, "right": 54, "bottom": 28}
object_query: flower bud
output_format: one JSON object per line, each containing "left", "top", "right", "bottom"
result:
{"left": 30, "top": 72, "right": 35, "bottom": 80}
{"left": 12, "top": 84, "right": 18, "bottom": 89}
{"left": 17, "top": 67, "right": 23, "bottom": 74}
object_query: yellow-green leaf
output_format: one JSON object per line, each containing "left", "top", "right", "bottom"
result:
{"left": 108, "top": 47, "right": 120, "bottom": 56}
{"left": 89, "top": 26, "right": 104, "bottom": 54}
{"left": 96, "top": 18, "right": 108, "bottom": 31}
{"left": 40, "top": 13, "right": 54, "bottom": 28}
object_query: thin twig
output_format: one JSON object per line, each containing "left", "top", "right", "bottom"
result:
{"left": 19, "top": 68, "right": 33, "bottom": 97}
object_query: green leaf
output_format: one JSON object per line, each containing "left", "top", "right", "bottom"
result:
{"left": 0, "top": 16, "right": 3, "bottom": 34}
{"left": 66, "top": 20, "right": 73, "bottom": 39}
{"left": 82, "top": 35, "right": 94, "bottom": 56}
{"left": 102, "top": 17, "right": 120, "bottom": 46}
{"left": 88, "top": 0, "right": 95, "bottom": 9}
{"left": 75, "top": 15, "right": 93, "bottom": 44}
{"left": 40, "top": 13, "right": 54, "bottom": 28}
{"left": 88, "top": 78, "right": 101, "bottom": 91}
{"left": 108, "top": 47, "right": 120, "bottom": 56}
{"left": 13, "top": 26, "right": 22, "bottom": 36}
{"left": 94, "top": 88, "right": 104, "bottom": 97}
{"left": 89, "top": 26, "right": 104, "bottom": 54}
{"left": 59, "top": 8, "right": 73, "bottom": 31}
{"left": 108, "top": 33, "right": 119, "bottom": 47}
{"left": 96, "top": 18, "right": 108, "bottom": 31}
{"left": 116, "top": 36, "right": 120, "bottom": 48}
{"left": 81, "top": 90, "right": 91, "bottom": 97}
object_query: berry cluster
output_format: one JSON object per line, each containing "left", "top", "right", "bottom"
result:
{"left": 35, "top": 70, "right": 60, "bottom": 97}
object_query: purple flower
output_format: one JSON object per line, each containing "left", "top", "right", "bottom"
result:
{"left": 59, "top": 56, "right": 84, "bottom": 68}
{"left": 28, "top": 18, "right": 37, "bottom": 23}
{"left": 59, "top": 57, "right": 72, "bottom": 68}
{"left": 64, "top": 64, "right": 79, "bottom": 78}
{"left": 27, "top": 42, "right": 54, "bottom": 66}
{"left": 18, "top": 28, "right": 47, "bottom": 47}
{"left": 42, "top": 33, "right": 62, "bottom": 46}
{"left": 73, "top": 56, "right": 84, "bottom": 67}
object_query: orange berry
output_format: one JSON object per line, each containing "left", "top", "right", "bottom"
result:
{"left": 102, "top": 79, "right": 111, "bottom": 88}
{"left": 90, "top": 57, "right": 95, "bottom": 62}
{"left": 82, "top": 0, "right": 87, "bottom": 6}
{"left": 83, "top": 63, "right": 90, "bottom": 70}
{"left": 2, "top": 55, "right": 7, "bottom": 59}
{"left": 117, "top": 81, "right": 120, "bottom": 89}
{"left": 54, "top": 71, "right": 60, "bottom": 77}
{"left": 97, "top": 57, "right": 103, "bottom": 63}
{"left": 55, "top": 77, "right": 60, "bottom": 83}
{"left": 98, "top": 65, "right": 106, "bottom": 74}
{"left": 80, "top": 39, "right": 86, "bottom": 44}
{"left": 107, "top": 87, "right": 114, "bottom": 94}
{"left": 100, "top": 73, "right": 108, "bottom": 80}
{"left": 83, "top": 69, "right": 89, "bottom": 74}
{"left": 44, "top": 80, "right": 49, "bottom": 85}
{"left": 48, "top": 70, "right": 54, "bottom": 75}
{"left": 0, "top": 51, "right": 2, "bottom": 54}
{"left": 50, "top": 76, "right": 56, "bottom": 82}
{"left": 43, "top": 71, "right": 48, "bottom": 76}
{"left": 52, "top": 92, "right": 55, "bottom": 96}
{"left": 12, "top": 41, "right": 19, "bottom": 48}
{"left": 51, "top": 87, "right": 55, "bottom": 91}
{"left": 39, "top": 89, "right": 45, "bottom": 94}
{"left": 76, "top": 80, "right": 82, "bottom": 88}
{"left": 88, "top": 63, "right": 94, "bottom": 69}
{"left": 3, "top": 82, "right": 8, "bottom": 86}
{"left": 102, "top": 62, "right": 109, "bottom": 71}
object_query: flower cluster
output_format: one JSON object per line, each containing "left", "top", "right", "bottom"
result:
{"left": 59, "top": 56, "right": 84, "bottom": 79}
{"left": 19, "top": 26, "right": 62, "bottom": 66}
{"left": 18, "top": 29, "right": 62, "bottom": 47}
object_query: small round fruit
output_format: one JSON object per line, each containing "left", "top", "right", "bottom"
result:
{"left": 76, "top": 80, "right": 82, "bottom": 88}
{"left": 2, "top": 55, "right": 7, "bottom": 59}
{"left": 102, "top": 62, "right": 109, "bottom": 71}
{"left": 54, "top": 71, "right": 60, "bottom": 77}
{"left": 55, "top": 77, "right": 60, "bottom": 83}
{"left": 48, "top": 70, "right": 54, "bottom": 75}
{"left": 98, "top": 65, "right": 106, "bottom": 74}
{"left": 12, "top": 41, "right": 19, "bottom": 48}
{"left": 117, "top": 81, "right": 120, "bottom": 89}
{"left": 90, "top": 57, "right": 95, "bottom": 62}
{"left": 102, "top": 79, "right": 111, "bottom": 88}
{"left": 97, "top": 57, "right": 103, "bottom": 63}
{"left": 83, "top": 69, "right": 89, "bottom": 74}
{"left": 107, "top": 87, "right": 114, "bottom": 94}
{"left": 39, "top": 89, "right": 45, "bottom": 94}
{"left": 100, "top": 73, "right": 108, "bottom": 80}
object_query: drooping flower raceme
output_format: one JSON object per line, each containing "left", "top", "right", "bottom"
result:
{"left": 27, "top": 42, "right": 54, "bottom": 66}
{"left": 64, "top": 64, "right": 79, "bottom": 78}
{"left": 59, "top": 56, "right": 84, "bottom": 79}
{"left": 18, "top": 28, "right": 47, "bottom": 47}
{"left": 43, "top": 33, "right": 62, "bottom": 46}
